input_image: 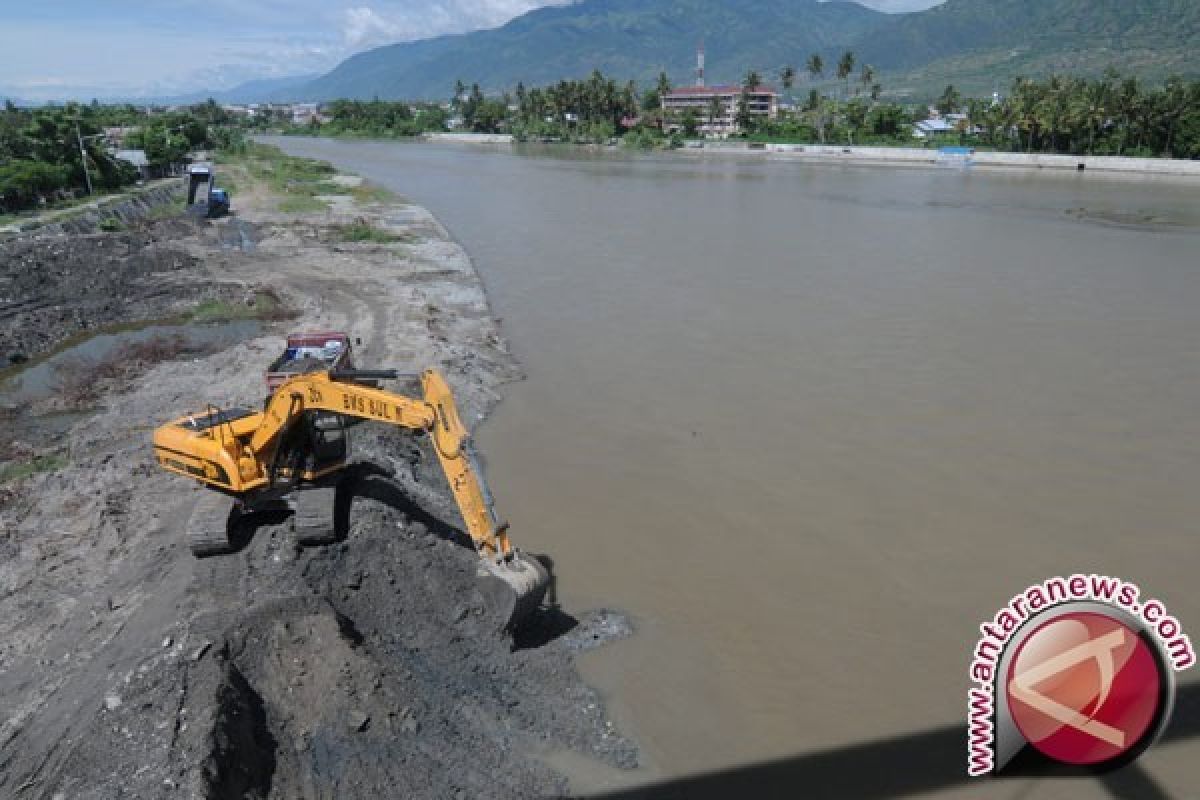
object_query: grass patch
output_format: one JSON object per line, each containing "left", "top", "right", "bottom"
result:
{"left": 350, "top": 183, "right": 396, "bottom": 205}
{"left": 221, "top": 142, "right": 396, "bottom": 215}
{"left": 144, "top": 201, "right": 186, "bottom": 221}
{"left": 0, "top": 453, "right": 68, "bottom": 484}
{"left": 98, "top": 216, "right": 125, "bottom": 232}
{"left": 334, "top": 219, "right": 412, "bottom": 243}
{"left": 278, "top": 195, "right": 330, "bottom": 213}
{"left": 190, "top": 290, "right": 294, "bottom": 323}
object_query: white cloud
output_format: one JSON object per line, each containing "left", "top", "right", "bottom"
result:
{"left": 341, "top": 2, "right": 569, "bottom": 47}
{"left": 343, "top": 7, "right": 408, "bottom": 47}
{"left": 846, "top": 0, "right": 945, "bottom": 11}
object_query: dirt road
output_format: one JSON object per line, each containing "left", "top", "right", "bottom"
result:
{"left": 0, "top": 164, "right": 635, "bottom": 798}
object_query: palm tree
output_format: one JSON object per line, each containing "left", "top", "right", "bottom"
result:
{"left": 656, "top": 71, "right": 672, "bottom": 99}
{"left": 836, "top": 51, "right": 855, "bottom": 99}
{"left": 806, "top": 53, "right": 823, "bottom": 82}
{"left": 805, "top": 55, "right": 826, "bottom": 143}
{"left": 859, "top": 64, "right": 875, "bottom": 100}
{"left": 780, "top": 65, "right": 796, "bottom": 111}
{"left": 937, "top": 84, "right": 962, "bottom": 116}
{"left": 737, "top": 71, "right": 763, "bottom": 133}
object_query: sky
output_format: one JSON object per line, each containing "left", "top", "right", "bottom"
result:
{"left": 0, "top": 0, "right": 944, "bottom": 102}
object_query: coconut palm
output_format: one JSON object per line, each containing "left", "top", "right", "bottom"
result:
{"left": 836, "top": 51, "right": 855, "bottom": 98}
{"left": 780, "top": 65, "right": 796, "bottom": 111}
{"left": 859, "top": 64, "right": 875, "bottom": 99}
{"left": 806, "top": 53, "right": 823, "bottom": 82}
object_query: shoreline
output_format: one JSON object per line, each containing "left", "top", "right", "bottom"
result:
{"left": 704, "top": 142, "right": 1200, "bottom": 177}
{"left": 409, "top": 131, "right": 1200, "bottom": 178}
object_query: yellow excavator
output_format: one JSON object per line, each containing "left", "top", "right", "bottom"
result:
{"left": 152, "top": 367, "right": 549, "bottom": 629}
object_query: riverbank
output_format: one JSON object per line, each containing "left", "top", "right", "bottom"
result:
{"left": 0, "top": 178, "right": 187, "bottom": 238}
{"left": 702, "top": 142, "right": 1200, "bottom": 176}
{"left": 408, "top": 131, "right": 1200, "bottom": 177}
{"left": 0, "top": 146, "right": 635, "bottom": 797}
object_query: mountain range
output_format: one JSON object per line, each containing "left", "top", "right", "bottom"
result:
{"left": 286, "top": 0, "right": 1199, "bottom": 102}
{"left": 11, "top": 0, "right": 1193, "bottom": 106}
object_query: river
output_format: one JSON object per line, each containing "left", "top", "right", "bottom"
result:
{"left": 270, "top": 137, "right": 1200, "bottom": 796}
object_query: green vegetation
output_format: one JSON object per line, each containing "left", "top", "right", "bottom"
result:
{"left": 144, "top": 200, "right": 187, "bottom": 221}
{"left": 0, "top": 453, "right": 68, "bottom": 484}
{"left": 190, "top": 291, "right": 292, "bottom": 322}
{"left": 1, "top": 99, "right": 243, "bottom": 214}
{"left": 334, "top": 219, "right": 412, "bottom": 243}
{"left": 97, "top": 217, "right": 125, "bottom": 232}
{"left": 857, "top": 0, "right": 1200, "bottom": 97}
{"left": 965, "top": 74, "right": 1200, "bottom": 158}
{"left": 219, "top": 141, "right": 341, "bottom": 212}
{"left": 349, "top": 183, "right": 396, "bottom": 205}
{"left": 281, "top": 58, "right": 1200, "bottom": 159}
{"left": 509, "top": 71, "right": 640, "bottom": 142}
{"left": 277, "top": 195, "right": 330, "bottom": 213}
{"left": 748, "top": 55, "right": 1200, "bottom": 158}
{"left": 1, "top": 101, "right": 137, "bottom": 213}
{"left": 218, "top": 141, "right": 397, "bottom": 213}
{"left": 322, "top": 99, "right": 449, "bottom": 136}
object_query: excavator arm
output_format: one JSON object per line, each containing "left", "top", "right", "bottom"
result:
{"left": 251, "top": 369, "right": 518, "bottom": 564}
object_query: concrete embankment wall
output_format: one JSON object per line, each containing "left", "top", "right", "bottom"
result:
{"left": 683, "top": 142, "right": 1200, "bottom": 176}
{"left": 424, "top": 132, "right": 515, "bottom": 145}
{"left": 3, "top": 181, "right": 184, "bottom": 239}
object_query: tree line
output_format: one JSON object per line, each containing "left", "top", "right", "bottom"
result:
{"left": 1, "top": 100, "right": 236, "bottom": 214}
{"left": 316, "top": 99, "right": 450, "bottom": 136}
{"left": 963, "top": 73, "right": 1199, "bottom": 158}
{"left": 280, "top": 62, "right": 1200, "bottom": 159}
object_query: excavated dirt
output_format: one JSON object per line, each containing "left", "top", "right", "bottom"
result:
{"left": 0, "top": 181, "right": 636, "bottom": 798}
{"left": 0, "top": 217, "right": 242, "bottom": 365}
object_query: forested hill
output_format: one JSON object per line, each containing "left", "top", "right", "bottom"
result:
{"left": 292, "top": 0, "right": 1200, "bottom": 101}
{"left": 854, "top": 0, "right": 1200, "bottom": 95}
{"left": 296, "top": 0, "right": 888, "bottom": 100}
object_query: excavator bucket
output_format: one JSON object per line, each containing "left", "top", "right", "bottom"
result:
{"left": 477, "top": 552, "right": 551, "bottom": 632}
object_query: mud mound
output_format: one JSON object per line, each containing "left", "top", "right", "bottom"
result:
{"left": 19, "top": 476, "right": 635, "bottom": 799}
{"left": 210, "top": 484, "right": 637, "bottom": 798}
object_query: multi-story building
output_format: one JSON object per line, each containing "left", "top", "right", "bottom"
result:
{"left": 661, "top": 85, "right": 778, "bottom": 138}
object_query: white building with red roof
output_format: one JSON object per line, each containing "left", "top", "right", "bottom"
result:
{"left": 661, "top": 84, "right": 778, "bottom": 138}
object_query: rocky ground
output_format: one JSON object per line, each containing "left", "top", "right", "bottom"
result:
{"left": 0, "top": 167, "right": 636, "bottom": 798}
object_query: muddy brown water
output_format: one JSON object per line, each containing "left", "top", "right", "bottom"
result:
{"left": 270, "top": 137, "right": 1200, "bottom": 797}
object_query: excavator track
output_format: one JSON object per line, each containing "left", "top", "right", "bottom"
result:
{"left": 186, "top": 492, "right": 236, "bottom": 557}
{"left": 291, "top": 486, "right": 339, "bottom": 546}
